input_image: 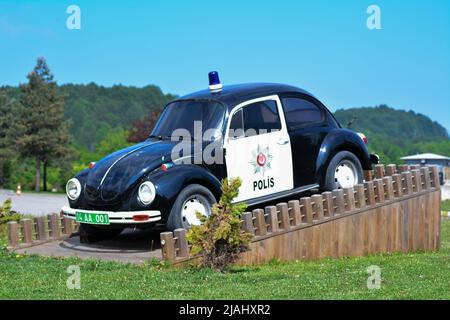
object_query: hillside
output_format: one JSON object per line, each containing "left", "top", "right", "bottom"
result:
{"left": 334, "top": 105, "right": 449, "bottom": 163}
{"left": 60, "top": 84, "right": 177, "bottom": 150}
{"left": 3, "top": 85, "right": 449, "bottom": 164}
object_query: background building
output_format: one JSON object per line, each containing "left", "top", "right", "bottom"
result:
{"left": 401, "top": 153, "right": 450, "bottom": 185}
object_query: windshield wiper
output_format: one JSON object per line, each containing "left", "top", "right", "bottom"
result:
{"left": 148, "top": 135, "right": 163, "bottom": 140}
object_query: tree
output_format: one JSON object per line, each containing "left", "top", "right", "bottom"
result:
{"left": 127, "top": 108, "right": 162, "bottom": 143}
{"left": 0, "top": 88, "right": 16, "bottom": 187}
{"left": 16, "top": 57, "right": 71, "bottom": 192}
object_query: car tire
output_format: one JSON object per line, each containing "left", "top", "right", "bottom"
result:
{"left": 167, "top": 184, "right": 216, "bottom": 231}
{"left": 79, "top": 224, "right": 124, "bottom": 243}
{"left": 322, "top": 151, "right": 363, "bottom": 191}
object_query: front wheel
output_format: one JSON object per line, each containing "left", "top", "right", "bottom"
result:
{"left": 322, "top": 151, "right": 363, "bottom": 191}
{"left": 167, "top": 184, "right": 216, "bottom": 231}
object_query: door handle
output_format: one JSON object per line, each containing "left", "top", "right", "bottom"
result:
{"left": 277, "top": 138, "right": 290, "bottom": 145}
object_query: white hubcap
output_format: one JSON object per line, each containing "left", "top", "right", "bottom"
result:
{"left": 181, "top": 196, "right": 209, "bottom": 226}
{"left": 335, "top": 161, "right": 357, "bottom": 188}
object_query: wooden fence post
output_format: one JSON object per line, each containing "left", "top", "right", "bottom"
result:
{"left": 412, "top": 169, "right": 422, "bottom": 192}
{"left": 392, "top": 174, "right": 403, "bottom": 198}
{"left": 375, "top": 164, "right": 385, "bottom": 179}
{"left": 332, "top": 189, "right": 345, "bottom": 214}
{"left": 322, "top": 192, "right": 334, "bottom": 217}
{"left": 421, "top": 167, "right": 431, "bottom": 190}
{"left": 7, "top": 221, "right": 19, "bottom": 248}
{"left": 300, "top": 197, "right": 313, "bottom": 223}
{"left": 253, "top": 209, "right": 267, "bottom": 236}
{"left": 343, "top": 187, "right": 356, "bottom": 211}
{"left": 242, "top": 212, "right": 255, "bottom": 235}
{"left": 364, "top": 181, "right": 376, "bottom": 206}
{"left": 160, "top": 232, "right": 175, "bottom": 261}
{"left": 364, "top": 170, "right": 373, "bottom": 182}
{"left": 383, "top": 176, "right": 394, "bottom": 201}
{"left": 386, "top": 164, "right": 397, "bottom": 177}
{"left": 374, "top": 179, "right": 385, "bottom": 203}
{"left": 311, "top": 194, "right": 324, "bottom": 221}
{"left": 277, "top": 203, "right": 290, "bottom": 230}
{"left": 430, "top": 166, "right": 440, "bottom": 188}
{"left": 355, "top": 184, "right": 366, "bottom": 209}
{"left": 402, "top": 171, "right": 413, "bottom": 195}
{"left": 35, "top": 216, "right": 47, "bottom": 241}
{"left": 21, "top": 218, "right": 33, "bottom": 245}
{"left": 266, "top": 206, "right": 279, "bottom": 233}
{"left": 288, "top": 200, "right": 302, "bottom": 226}
{"left": 62, "top": 217, "right": 73, "bottom": 235}
{"left": 174, "top": 229, "right": 189, "bottom": 259}
{"left": 398, "top": 164, "right": 409, "bottom": 173}
{"left": 48, "top": 213, "right": 61, "bottom": 239}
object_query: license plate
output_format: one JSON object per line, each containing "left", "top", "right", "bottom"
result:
{"left": 75, "top": 212, "right": 110, "bottom": 225}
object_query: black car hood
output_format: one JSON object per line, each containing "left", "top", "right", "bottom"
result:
{"left": 84, "top": 140, "right": 178, "bottom": 204}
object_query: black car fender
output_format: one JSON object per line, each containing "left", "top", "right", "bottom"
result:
{"left": 315, "top": 129, "right": 372, "bottom": 186}
{"left": 138, "top": 164, "right": 222, "bottom": 219}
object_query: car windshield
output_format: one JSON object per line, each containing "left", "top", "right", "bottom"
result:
{"left": 151, "top": 100, "right": 225, "bottom": 141}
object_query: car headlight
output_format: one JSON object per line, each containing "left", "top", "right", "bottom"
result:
{"left": 66, "top": 178, "right": 81, "bottom": 201}
{"left": 138, "top": 181, "right": 156, "bottom": 205}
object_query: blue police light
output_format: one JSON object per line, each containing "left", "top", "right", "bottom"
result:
{"left": 208, "top": 71, "right": 223, "bottom": 92}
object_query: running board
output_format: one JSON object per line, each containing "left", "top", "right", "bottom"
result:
{"left": 242, "top": 184, "right": 320, "bottom": 207}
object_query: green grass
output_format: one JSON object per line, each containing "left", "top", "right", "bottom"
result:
{"left": 0, "top": 220, "right": 449, "bottom": 300}
{"left": 442, "top": 200, "right": 450, "bottom": 212}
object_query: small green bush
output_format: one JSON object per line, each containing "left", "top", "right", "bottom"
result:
{"left": 186, "top": 177, "right": 252, "bottom": 272}
{"left": 0, "top": 199, "right": 21, "bottom": 224}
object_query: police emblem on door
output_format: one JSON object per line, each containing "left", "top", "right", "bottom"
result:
{"left": 250, "top": 145, "right": 274, "bottom": 191}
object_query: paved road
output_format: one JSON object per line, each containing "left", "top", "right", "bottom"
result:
{"left": 0, "top": 190, "right": 68, "bottom": 216}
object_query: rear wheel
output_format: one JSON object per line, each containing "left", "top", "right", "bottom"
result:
{"left": 167, "top": 184, "right": 216, "bottom": 231}
{"left": 322, "top": 151, "right": 363, "bottom": 191}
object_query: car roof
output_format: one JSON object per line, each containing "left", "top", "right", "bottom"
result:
{"left": 177, "top": 83, "right": 317, "bottom": 111}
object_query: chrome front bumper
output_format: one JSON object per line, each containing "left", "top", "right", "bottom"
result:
{"left": 61, "top": 206, "right": 161, "bottom": 224}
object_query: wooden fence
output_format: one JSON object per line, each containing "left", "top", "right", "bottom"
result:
{"left": 7, "top": 213, "right": 79, "bottom": 249}
{"left": 160, "top": 165, "right": 441, "bottom": 265}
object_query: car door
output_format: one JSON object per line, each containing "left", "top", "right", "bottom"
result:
{"left": 224, "top": 95, "right": 294, "bottom": 202}
{"left": 280, "top": 94, "right": 329, "bottom": 187}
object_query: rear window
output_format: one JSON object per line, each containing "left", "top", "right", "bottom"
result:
{"left": 282, "top": 97, "right": 323, "bottom": 128}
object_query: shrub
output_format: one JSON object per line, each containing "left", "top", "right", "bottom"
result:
{"left": 0, "top": 199, "right": 21, "bottom": 224}
{"left": 186, "top": 178, "right": 253, "bottom": 272}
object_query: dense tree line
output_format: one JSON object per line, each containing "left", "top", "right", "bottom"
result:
{"left": 0, "top": 58, "right": 449, "bottom": 191}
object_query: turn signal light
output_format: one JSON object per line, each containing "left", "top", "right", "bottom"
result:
{"left": 357, "top": 133, "right": 367, "bottom": 145}
{"left": 88, "top": 162, "right": 96, "bottom": 169}
{"left": 160, "top": 162, "right": 174, "bottom": 171}
{"left": 132, "top": 214, "right": 149, "bottom": 222}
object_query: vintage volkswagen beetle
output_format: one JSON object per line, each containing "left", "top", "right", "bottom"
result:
{"left": 62, "top": 72, "right": 377, "bottom": 238}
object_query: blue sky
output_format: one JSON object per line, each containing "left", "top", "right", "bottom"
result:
{"left": 1, "top": 0, "right": 449, "bottom": 131}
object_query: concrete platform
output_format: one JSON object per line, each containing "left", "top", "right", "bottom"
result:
{"left": 15, "top": 226, "right": 164, "bottom": 264}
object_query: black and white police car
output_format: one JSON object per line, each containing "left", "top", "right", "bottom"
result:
{"left": 62, "top": 72, "right": 377, "bottom": 238}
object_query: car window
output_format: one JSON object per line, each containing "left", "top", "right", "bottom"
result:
{"left": 243, "top": 100, "right": 281, "bottom": 137}
{"left": 281, "top": 97, "right": 323, "bottom": 128}
{"left": 229, "top": 109, "right": 244, "bottom": 139}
